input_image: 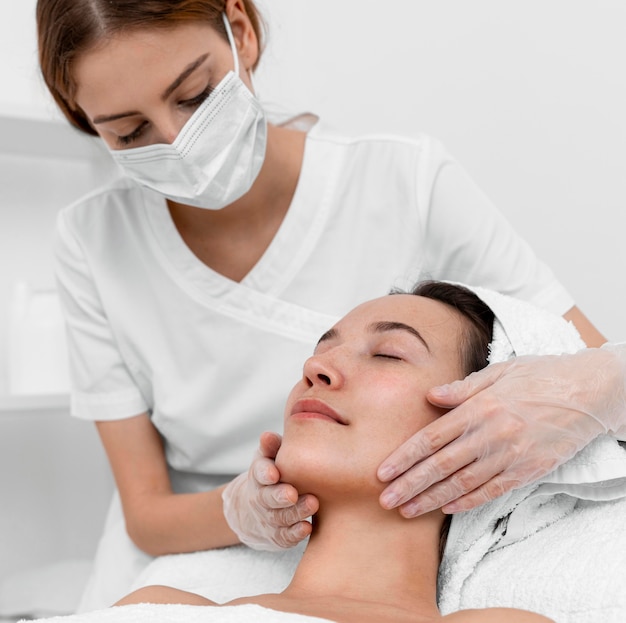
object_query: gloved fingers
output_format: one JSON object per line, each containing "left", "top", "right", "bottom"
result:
{"left": 390, "top": 416, "right": 585, "bottom": 517}
{"left": 222, "top": 430, "right": 319, "bottom": 550}
{"left": 377, "top": 413, "right": 469, "bottom": 484}
{"left": 441, "top": 473, "right": 520, "bottom": 514}
{"left": 441, "top": 458, "right": 555, "bottom": 514}
{"left": 251, "top": 454, "right": 281, "bottom": 487}
{"left": 268, "top": 493, "right": 319, "bottom": 527}
{"left": 249, "top": 432, "right": 283, "bottom": 486}
{"left": 256, "top": 482, "right": 299, "bottom": 510}
{"left": 427, "top": 361, "right": 509, "bottom": 407}
{"left": 272, "top": 520, "right": 314, "bottom": 549}
{"left": 398, "top": 441, "right": 569, "bottom": 517}
{"left": 379, "top": 436, "right": 480, "bottom": 510}
{"left": 299, "top": 493, "right": 320, "bottom": 517}
{"left": 259, "top": 431, "right": 283, "bottom": 459}
{"left": 395, "top": 454, "right": 514, "bottom": 517}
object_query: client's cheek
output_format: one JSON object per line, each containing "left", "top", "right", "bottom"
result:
{"left": 274, "top": 438, "right": 288, "bottom": 475}
{"left": 274, "top": 431, "right": 301, "bottom": 482}
{"left": 274, "top": 441, "right": 315, "bottom": 492}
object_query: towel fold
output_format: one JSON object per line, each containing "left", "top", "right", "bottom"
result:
{"left": 466, "top": 284, "right": 586, "bottom": 363}
{"left": 438, "top": 285, "right": 626, "bottom": 621}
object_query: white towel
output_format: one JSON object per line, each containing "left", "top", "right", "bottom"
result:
{"left": 438, "top": 286, "right": 626, "bottom": 622}
{"left": 25, "top": 603, "right": 333, "bottom": 623}
{"left": 131, "top": 542, "right": 305, "bottom": 604}
{"left": 24, "top": 545, "right": 326, "bottom": 623}
{"left": 466, "top": 285, "right": 586, "bottom": 363}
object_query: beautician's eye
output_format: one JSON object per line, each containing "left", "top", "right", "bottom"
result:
{"left": 179, "top": 85, "right": 214, "bottom": 109}
{"left": 374, "top": 353, "right": 402, "bottom": 361}
{"left": 117, "top": 121, "right": 150, "bottom": 147}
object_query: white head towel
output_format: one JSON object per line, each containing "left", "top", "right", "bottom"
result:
{"left": 438, "top": 286, "right": 626, "bottom": 621}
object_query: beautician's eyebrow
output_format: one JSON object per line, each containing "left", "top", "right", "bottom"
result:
{"left": 92, "top": 53, "right": 209, "bottom": 125}
{"left": 315, "top": 322, "right": 430, "bottom": 352}
{"left": 160, "top": 53, "right": 209, "bottom": 100}
{"left": 370, "top": 321, "right": 431, "bottom": 352}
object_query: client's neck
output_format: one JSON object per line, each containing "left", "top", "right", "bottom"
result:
{"left": 283, "top": 495, "right": 443, "bottom": 619}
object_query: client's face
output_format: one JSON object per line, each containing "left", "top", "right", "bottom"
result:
{"left": 276, "top": 294, "right": 467, "bottom": 499}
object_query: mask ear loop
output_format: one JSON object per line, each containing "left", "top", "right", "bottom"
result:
{"left": 222, "top": 13, "right": 240, "bottom": 76}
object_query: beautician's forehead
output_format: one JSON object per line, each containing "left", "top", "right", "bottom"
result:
{"left": 73, "top": 22, "right": 223, "bottom": 112}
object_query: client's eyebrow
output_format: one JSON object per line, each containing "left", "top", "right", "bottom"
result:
{"left": 317, "top": 327, "right": 338, "bottom": 346}
{"left": 92, "top": 53, "right": 209, "bottom": 125}
{"left": 315, "top": 322, "right": 430, "bottom": 352}
{"left": 370, "top": 321, "right": 430, "bottom": 352}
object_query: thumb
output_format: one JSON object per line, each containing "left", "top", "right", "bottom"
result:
{"left": 427, "top": 362, "right": 508, "bottom": 407}
{"left": 259, "top": 431, "right": 283, "bottom": 459}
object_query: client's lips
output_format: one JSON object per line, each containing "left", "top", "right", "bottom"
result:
{"left": 290, "top": 398, "right": 348, "bottom": 425}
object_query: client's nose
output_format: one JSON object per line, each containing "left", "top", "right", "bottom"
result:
{"left": 302, "top": 354, "right": 343, "bottom": 389}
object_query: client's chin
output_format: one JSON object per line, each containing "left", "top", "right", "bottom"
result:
{"left": 275, "top": 442, "right": 324, "bottom": 496}
{"left": 275, "top": 438, "right": 385, "bottom": 503}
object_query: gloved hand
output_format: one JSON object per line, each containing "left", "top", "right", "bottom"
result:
{"left": 222, "top": 431, "right": 319, "bottom": 551}
{"left": 378, "top": 344, "right": 626, "bottom": 517}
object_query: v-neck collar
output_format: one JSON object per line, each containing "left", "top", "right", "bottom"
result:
{"left": 142, "top": 126, "right": 343, "bottom": 338}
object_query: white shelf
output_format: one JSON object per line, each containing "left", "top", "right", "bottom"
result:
{"left": 0, "top": 108, "right": 106, "bottom": 161}
{"left": 0, "top": 393, "right": 70, "bottom": 414}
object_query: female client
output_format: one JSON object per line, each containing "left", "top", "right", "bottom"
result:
{"left": 116, "top": 282, "right": 553, "bottom": 623}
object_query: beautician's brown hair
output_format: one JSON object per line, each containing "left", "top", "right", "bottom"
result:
{"left": 36, "top": 0, "right": 265, "bottom": 136}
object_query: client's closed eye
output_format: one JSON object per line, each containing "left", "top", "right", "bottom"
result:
{"left": 374, "top": 353, "right": 402, "bottom": 361}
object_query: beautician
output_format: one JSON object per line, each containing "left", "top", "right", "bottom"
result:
{"left": 36, "top": 0, "right": 626, "bottom": 610}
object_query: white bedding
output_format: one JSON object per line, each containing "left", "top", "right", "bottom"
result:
{"left": 130, "top": 542, "right": 304, "bottom": 603}
{"left": 24, "top": 506, "right": 626, "bottom": 623}
{"left": 25, "top": 603, "right": 333, "bottom": 623}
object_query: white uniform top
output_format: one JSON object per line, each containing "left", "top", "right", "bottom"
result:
{"left": 56, "top": 122, "right": 574, "bottom": 609}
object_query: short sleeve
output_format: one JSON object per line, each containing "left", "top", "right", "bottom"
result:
{"left": 422, "top": 159, "right": 574, "bottom": 315}
{"left": 54, "top": 208, "right": 149, "bottom": 421}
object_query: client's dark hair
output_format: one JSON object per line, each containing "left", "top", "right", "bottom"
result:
{"left": 406, "top": 281, "right": 494, "bottom": 376}
{"left": 395, "top": 280, "right": 495, "bottom": 558}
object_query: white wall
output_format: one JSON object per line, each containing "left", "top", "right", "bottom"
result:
{"left": 0, "top": 404, "right": 113, "bottom": 586}
{"left": 1, "top": 1, "right": 57, "bottom": 119}
{"left": 0, "top": 3, "right": 116, "bottom": 596}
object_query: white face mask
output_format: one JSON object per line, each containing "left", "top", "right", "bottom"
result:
{"left": 110, "top": 14, "right": 267, "bottom": 210}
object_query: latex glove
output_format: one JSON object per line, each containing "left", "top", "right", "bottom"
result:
{"left": 222, "top": 431, "right": 319, "bottom": 551}
{"left": 378, "top": 345, "right": 626, "bottom": 517}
